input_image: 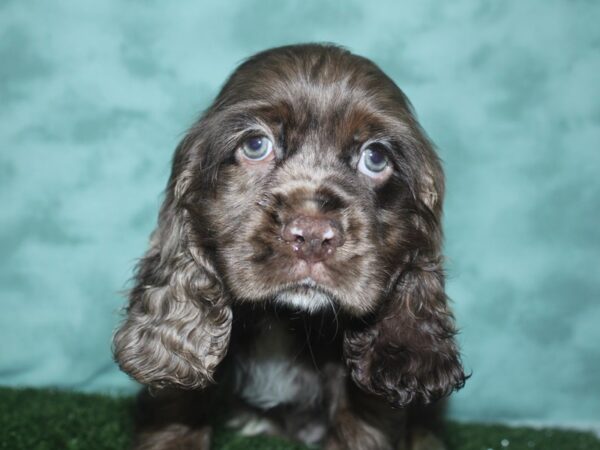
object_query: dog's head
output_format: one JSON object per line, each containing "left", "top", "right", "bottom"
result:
{"left": 113, "top": 44, "right": 465, "bottom": 407}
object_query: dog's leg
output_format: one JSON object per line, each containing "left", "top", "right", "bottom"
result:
{"left": 406, "top": 428, "right": 446, "bottom": 450}
{"left": 131, "top": 387, "right": 215, "bottom": 450}
{"left": 322, "top": 364, "right": 406, "bottom": 450}
{"left": 405, "top": 402, "right": 449, "bottom": 450}
{"left": 134, "top": 424, "right": 212, "bottom": 450}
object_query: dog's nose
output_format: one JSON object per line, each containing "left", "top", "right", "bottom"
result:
{"left": 281, "top": 216, "right": 344, "bottom": 262}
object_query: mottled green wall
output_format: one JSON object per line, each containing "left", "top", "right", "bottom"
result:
{"left": 1, "top": 0, "right": 599, "bottom": 427}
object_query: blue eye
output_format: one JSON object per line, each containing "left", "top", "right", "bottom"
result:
{"left": 358, "top": 145, "right": 389, "bottom": 176}
{"left": 241, "top": 136, "right": 273, "bottom": 161}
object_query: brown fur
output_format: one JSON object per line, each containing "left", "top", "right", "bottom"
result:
{"left": 113, "top": 43, "right": 466, "bottom": 450}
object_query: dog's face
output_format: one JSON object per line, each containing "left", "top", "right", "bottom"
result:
{"left": 186, "top": 46, "right": 443, "bottom": 317}
{"left": 114, "top": 45, "right": 464, "bottom": 407}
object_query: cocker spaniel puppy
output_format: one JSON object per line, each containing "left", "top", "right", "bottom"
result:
{"left": 113, "top": 43, "right": 466, "bottom": 450}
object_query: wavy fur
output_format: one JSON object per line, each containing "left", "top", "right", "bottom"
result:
{"left": 112, "top": 43, "right": 466, "bottom": 450}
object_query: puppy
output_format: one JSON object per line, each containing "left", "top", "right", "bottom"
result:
{"left": 113, "top": 43, "right": 466, "bottom": 450}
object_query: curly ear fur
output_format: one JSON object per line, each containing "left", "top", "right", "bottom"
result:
{"left": 113, "top": 140, "right": 232, "bottom": 390}
{"left": 344, "top": 261, "right": 466, "bottom": 407}
{"left": 344, "top": 139, "right": 466, "bottom": 408}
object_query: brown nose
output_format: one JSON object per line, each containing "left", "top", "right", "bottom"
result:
{"left": 281, "top": 216, "right": 344, "bottom": 262}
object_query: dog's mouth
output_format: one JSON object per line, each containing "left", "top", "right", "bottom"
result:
{"left": 272, "top": 278, "right": 338, "bottom": 313}
{"left": 283, "top": 259, "right": 337, "bottom": 285}
{"left": 287, "top": 277, "right": 324, "bottom": 293}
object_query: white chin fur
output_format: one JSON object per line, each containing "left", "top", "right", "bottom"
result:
{"left": 275, "top": 289, "right": 331, "bottom": 313}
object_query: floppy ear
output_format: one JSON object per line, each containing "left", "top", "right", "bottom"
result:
{"left": 344, "top": 142, "right": 466, "bottom": 407}
{"left": 113, "top": 137, "right": 232, "bottom": 390}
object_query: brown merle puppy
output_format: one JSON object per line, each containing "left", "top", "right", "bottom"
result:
{"left": 113, "top": 43, "right": 466, "bottom": 450}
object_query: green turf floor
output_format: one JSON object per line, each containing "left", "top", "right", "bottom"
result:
{"left": 0, "top": 387, "right": 598, "bottom": 450}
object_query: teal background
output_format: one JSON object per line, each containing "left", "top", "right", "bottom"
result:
{"left": 1, "top": 0, "right": 599, "bottom": 430}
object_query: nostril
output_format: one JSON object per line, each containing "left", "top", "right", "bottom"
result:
{"left": 322, "top": 228, "right": 335, "bottom": 241}
{"left": 281, "top": 215, "right": 344, "bottom": 261}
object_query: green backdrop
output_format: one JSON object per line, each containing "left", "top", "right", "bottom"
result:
{"left": 1, "top": 0, "right": 599, "bottom": 431}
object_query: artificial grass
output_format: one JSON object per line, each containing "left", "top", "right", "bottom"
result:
{"left": 0, "top": 387, "right": 598, "bottom": 450}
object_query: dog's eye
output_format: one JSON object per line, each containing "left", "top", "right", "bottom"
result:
{"left": 358, "top": 146, "right": 389, "bottom": 177}
{"left": 241, "top": 136, "right": 274, "bottom": 161}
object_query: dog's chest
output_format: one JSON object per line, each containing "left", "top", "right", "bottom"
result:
{"left": 233, "top": 321, "right": 322, "bottom": 411}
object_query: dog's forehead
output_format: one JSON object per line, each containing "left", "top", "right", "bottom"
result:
{"left": 203, "top": 46, "right": 421, "bottom": 170}
{"left": 229, "top": 78, "right": 403, "bottom": 157}
{"left": 255, "top": 95, "right": 386, "bottom": 154}
{"left": 217, "top": 46, "right": 410, "bottom": 130}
